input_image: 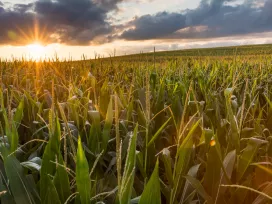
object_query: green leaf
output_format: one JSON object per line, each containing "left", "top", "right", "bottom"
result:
{"left": 147, "top": 117, "right": 171, "bottom": 147}
{"left": 224, "top": 88, "right": 240, "bottom": 152}
{"left": 53, "top": 154, "right": 71, "bottom": 203}
{"left": 88, "top": 110, "right": 101, "bottom": 153}
{"left": 184, "top": 175, "right": 213, "bottom": 203}
{"left": 161, "top": 148, "right": 173, "bottom": 186}
{"left": 222, "top": 150, "right": 236, "bottom": 184}
{"left": 181, "top": 164, "right": 201, "bottom": 203}
{"left": 240, "top": 128, "right": 255, "bottom": 139}
{"left": 139, "top": 159, "right": 161, "bottom": 204}
{"left": 10, "top": 124, "right": 19, "bottom": 154}
{"left": 42, "top": 175, "right": 61, "bottom": 204}
{"left": 203, "top": 145, "right": 222, "bottom": 199}
{"left": 4, "top": 155, "right": 40, "bottom": 204}
{"left": 102, "top": 97, "right": 113, "bottom": 152}
{"left": 40, "top": 143, "right": 57, "bottom": 202}
{"left": 171, "top": 119, "right": 200, "bottom": 203}
{"left": 0, "top": 171, "right": 16, "bottom": 204}
{"left": 40, "top": 115, "right": 61, "bottom": 202}
{"left": 21, "top": 157, "right": 42, "bottom": 172}
{"left": 237, "top": 138, "right": 267, "bottom": 181}
{"left": 76, "top": 136, "right": 91, "bottom": 204}
{"left": 13, "top": 99, "right": 24, "bottom": 129}
{"left": 119, "top": 124, "right": 138, "bottom": 204}
{"left": 136, "top": 151, "right": 146, "bottom": 178}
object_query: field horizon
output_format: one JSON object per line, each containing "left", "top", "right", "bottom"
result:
{"left": 117, "top": 43, "right": 272, "bottom": 58}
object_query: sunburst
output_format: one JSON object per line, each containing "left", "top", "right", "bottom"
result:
{"left": 15, "top": 16, "right": 50, "bottom": 45}
{"left": 8, "top": 16, "right": 54, "bottom": 60}
{"left": 26, "top": 42, "right": 46, "bottom": 60}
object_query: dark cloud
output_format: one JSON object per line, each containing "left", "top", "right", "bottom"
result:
{"left": 0, "top": 0, "right": 271, "bottom": 46}
{"left": 185, "top": 0, "right": 235, "bottom": 25}
{"left": 120, "top": 0, "right": 272, "bottom": 41}
{"left": 121, "top": 12, "right": 186, "bottom": 40}
{"left": 0, "top": 0, "right": 122, "bottom": 45}
{"left": 0, "top": 6, "right": 37, "bottom": 45}
{"left": 93, "top": 0, "right": 124, "bottom": 11}
{"left": 34, "top": 0, "right": 112, "bottom": 45}
{"left": 180, "top": 0, "right": 272, "bottom": 38}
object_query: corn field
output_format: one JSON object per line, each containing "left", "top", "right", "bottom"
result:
{"left": 1, "top": 45, "right": 272, "bottom": 203}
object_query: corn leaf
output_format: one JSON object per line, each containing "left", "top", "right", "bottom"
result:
{"left": 4, "top": 155, "right": 40, "bottom": 204}
{"left": 119, "top": 124, "right": 138, "bottom": 204}
{"left": 147, "top": 117, "right": 171, "bottom": 147}
{"left": 139, "top": 159, "right": 161, "bottom": 204}
{"left": 237, "top": 138, "right": 267, "bottom": 181}
{"left": 53, "top": 154, "right": 71, "bottom": 203}
{"left": 76, "top": 137, "right": 91, "bottom": 204}
{"left": 184, "top": 175, "right": 213, "bottom": 203}
{"left": 102, "top": 97, "right": 113, "bottom": 152}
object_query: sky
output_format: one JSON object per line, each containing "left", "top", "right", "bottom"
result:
{"left": 0, "top": 0, "right": 271, "bottom": 60}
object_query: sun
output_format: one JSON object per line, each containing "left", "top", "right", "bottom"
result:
{"left": 26, "top": 42, "right": 46, "bottom": 60}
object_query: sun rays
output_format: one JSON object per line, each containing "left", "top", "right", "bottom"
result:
{"left": 26, "top": 42, "right": 46, "bottom": 60}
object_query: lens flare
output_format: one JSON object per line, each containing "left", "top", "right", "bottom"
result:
{"left": 210, "top": 139, "right": 216, "bottom": 147}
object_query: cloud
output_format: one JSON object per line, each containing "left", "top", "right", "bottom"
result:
{"left": 34, "top": 0, "right": 113, "bottom": 45}
{"left": 0, "top": 0, "right": 271, "bottom": 46}
{"left": 93, "top": 0, "right": 124, "bottom": 11}
{"left": 121, "top": 12, "right": 186, "bottom": 40}
{"left": 13, "top": 3, "right": 34, "bottom": 13}
{"left": 119, "top": 0, "right": 272, "bottom": 41}
{"left": 0, "top": 5, "right": 38, "bottom": 45}
{"left": 0, "top": 0, "right": 122, "bottom": 45}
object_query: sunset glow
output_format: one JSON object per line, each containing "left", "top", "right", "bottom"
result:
{"left": 26, "top": 43, "right": 46, "bottom": 60}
